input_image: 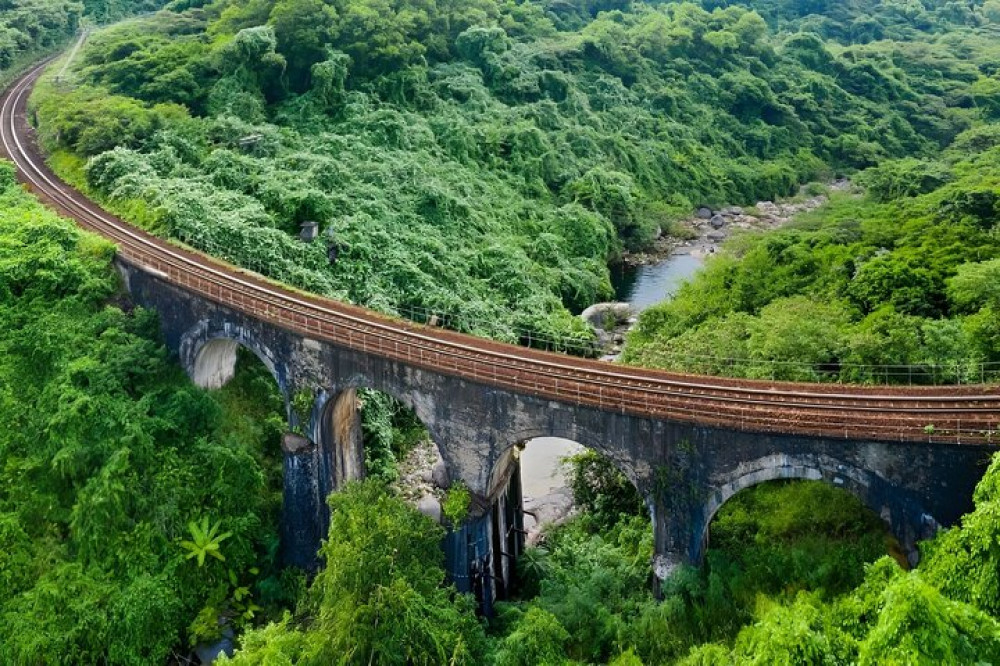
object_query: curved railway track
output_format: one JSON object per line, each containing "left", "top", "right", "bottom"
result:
{"left": 3, "top": 62, "right": 999, "bottom": 445}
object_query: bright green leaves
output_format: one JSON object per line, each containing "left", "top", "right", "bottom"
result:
{"left": 948, "top": 259, "right": 1000, "bottom": 313}
{"left": 180, "top": 517, "right": 234, "bottom": 567}
{"left": 223, "top": 480, "right": 487, "bottom": 666}
{"left": 0, "top": 176, "right": 288, "bottom": 661}
{"left": 492, "top": 606, "right": 572, "bottom": 666}
{"left": 441, "top": 482, "right": 470, "bottom": 526}
{"left": 856, "top": 572, "right": 1000, "bottom": 665}
{"left": 625, "top": 144, "right": 1000, "bottom": 383}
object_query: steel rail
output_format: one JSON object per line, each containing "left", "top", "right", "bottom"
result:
{"left": 2, "top": 61, "right": 999, "bottom": 445}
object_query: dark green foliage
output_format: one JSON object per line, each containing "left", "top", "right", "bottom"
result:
{"left": 564, "top": 449, "right": 646, "bottom": 530}
{"left": 31, "top": 0, "right": 999, "bottom": 353}
{"left": 0, "top": 167, "right": 292, "bottom": 663}
{"left": 509, "top": 461, "right": 1000, "bottom": 665}
{"left": 220, "top": 480, "right": 488, "bottom": 665}
{"left": 358, "top": 388, "right": 428, "bottom": 483}
{"left": 707, "top": 481, "right": 892, "bottom": 599}
{"left": 708, "top": 0, "right": 992, "bottom": 44}
{"left": 0, "top": 0, "right": 79, "bottom": 73}
{"left": 504, "top": 475, "right": 910, "bottom": 664}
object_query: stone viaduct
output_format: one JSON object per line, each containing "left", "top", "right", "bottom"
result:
{"left": 123, "top": 259, "right": 996, "bottom": 612}
{"left": 3, "top": 61, "right": 999, "bottom": 613}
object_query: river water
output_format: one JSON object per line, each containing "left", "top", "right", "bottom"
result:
{"left": 520, "top": 252, "right": 705, "bottom": 529}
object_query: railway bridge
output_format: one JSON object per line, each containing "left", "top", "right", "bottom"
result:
{"left": 3, "top": 63, "right": 999, "bottom": 611}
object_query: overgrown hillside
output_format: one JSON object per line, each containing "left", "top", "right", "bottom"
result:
{"left": 0, "top": 160, "right": 296, "bottom": 662}
{"left": 5, "top": 1, "right": 1000, "bottom": 663}
{"left": 30, "top": 0, "right": 1000, "bottom": 349}
{"left": 623, "top": 123, "right": 1000, "bottom": 383}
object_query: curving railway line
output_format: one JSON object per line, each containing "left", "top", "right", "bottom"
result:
{"left": 3, "top": 61, "right": 999, "bottom": 446}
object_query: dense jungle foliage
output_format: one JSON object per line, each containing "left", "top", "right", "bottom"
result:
{"left": 623, "top": 132, "right": 1000, "bottom": 382}
{"left": 0, "top": 0, "right": 172, "bottom": 79}
{"left": 217, "top": 452, "right": 1000, "bottom": 665}
{"left": 7, "top": 0, "right": 1000, "bottom": 663}
{"left": 30, "top": 0, "right": 1000, "bottom": 354}
{"left": 2, "top": 178, "right": 999, "bottom": 664}
{"left": 0, "top": 161, "right": 299, "bottom": 662}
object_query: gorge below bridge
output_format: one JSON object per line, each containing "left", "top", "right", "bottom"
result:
{"left": 4, "top": 62, "right": 1000, "bottom": 613}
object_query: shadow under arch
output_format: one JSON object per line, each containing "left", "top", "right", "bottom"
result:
{"left": 188, "top": 335, "right": 283, "bottom": 394}
{"left": 695, "top": 453, "right": 939, "bottom": 567}
{"left": 485, "top": 428, "right": 656, "bottom": 605}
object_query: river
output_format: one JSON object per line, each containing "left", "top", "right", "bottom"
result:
{"left": 520, "top": 251, "right": 705, "bottom": 532}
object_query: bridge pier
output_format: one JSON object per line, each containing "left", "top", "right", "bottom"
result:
{"left": 110, "top": 259, "right": 997, "bottom": 615}
{"left": 280, "top": 433, "right": 326, "bottom": 570}
{"left": 445, "top": 457, "right": 525, "bottom": 614}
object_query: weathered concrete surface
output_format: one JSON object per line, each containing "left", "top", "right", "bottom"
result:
{"left": 118, "top": 258, "right": 997, "bottom": 607}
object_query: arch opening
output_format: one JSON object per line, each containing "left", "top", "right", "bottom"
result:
{"left": 701, "top": 478, "right": 903, "bottom": 610}
{"left": 515, "top": 437, "right": 648, "bottom": 543}
{"left": 191, "top": 337, "right": 279, "bottom": 392}
{"left": 696, "top": 457, "right": 933, "bottom": 568}
{"left": 319, "top": 386, "right": 451, "bottom": 521}
{"left": 497, "top": 435, "right": 652, "bottom": 603}
{"left": 203, "top": 345, "right": 293, "bottom": 585}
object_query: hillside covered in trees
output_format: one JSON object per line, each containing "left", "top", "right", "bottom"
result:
{"left": 1, "top": 174, "right": 997, "bottom": 660}
{"left": 4, "top": 0, "right": 1000, "bottom": 664}
{"left": 30, "top": 0, "right": 1000, "bottom": 355}
{"left": 623, "top": 132, "right": 1000, "bottom": 383}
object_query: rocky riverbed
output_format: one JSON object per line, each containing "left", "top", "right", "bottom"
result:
{"left": 626, "top": 179, "right": 852, "bottom": 267}
{"left": 591, "top": 180, "right": 854, "bottom": 358}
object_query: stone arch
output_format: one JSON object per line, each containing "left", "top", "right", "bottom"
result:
{"left": 318, "top": 374, "right": 460, "bottom": 488}
{"left": 694, "top": 453, "right": 939, "bottom": 566}
{"left": 496, "top": 426, "right": 645, "bottom": 494}
{"left": 182, "top": 321, "right": 286, "bottom": 395}
{"left": 332, "top": 374, "right": 439, "bottom": 444}
{"left": 485, "top": 428, "right": 656, "bottom": 604}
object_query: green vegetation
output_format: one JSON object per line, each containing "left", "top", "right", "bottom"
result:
{"left": 2, "top": 148, "right": 999, "bottom": 661}
{"left": 624, "top": 132, "right": 1000, "bottom": 382}
{"left": 483, "top": 454, "right": 1000, "bottom": 665}
{"left": 31, "top": 0, "right": 1000, "bottom": 353}
{"left": 0, "top": 162, "right": 296, "bottom": 662}
{"left": 358, "top": 388, "right": 429, "bottom": 484}
{"left": 0, "top": 0, "right": 79, "bottom": 79}
{"left": 214, "top": 446, "right": 1000, "bottom": 665}
{"left": 6, "top": 0, "right": 1000, "bottom": 663}
{"left": 220, "top": 480, "right": 487, "bottom": 665}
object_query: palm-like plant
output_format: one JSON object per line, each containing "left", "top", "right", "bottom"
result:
{"left": 180, "top": 517, "right": 233, "bottom": 567}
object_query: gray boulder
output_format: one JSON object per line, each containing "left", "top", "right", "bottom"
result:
{"left": 417, "top": 494, "right": 442, "bottom": 523}
{"left": 696, "top": 207, "right": 712, "bottom": 219}
{"left": 707, "top": 230, "right": 727, "bottom": 241}
{"left": 580, "top": 302, "right": 633, "bottom": 330}
{"left": 431, "top": 459, "right": 451, "bottom": 490}
{"left": 709, "top": 214, "right": 727, "bottom": 229}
